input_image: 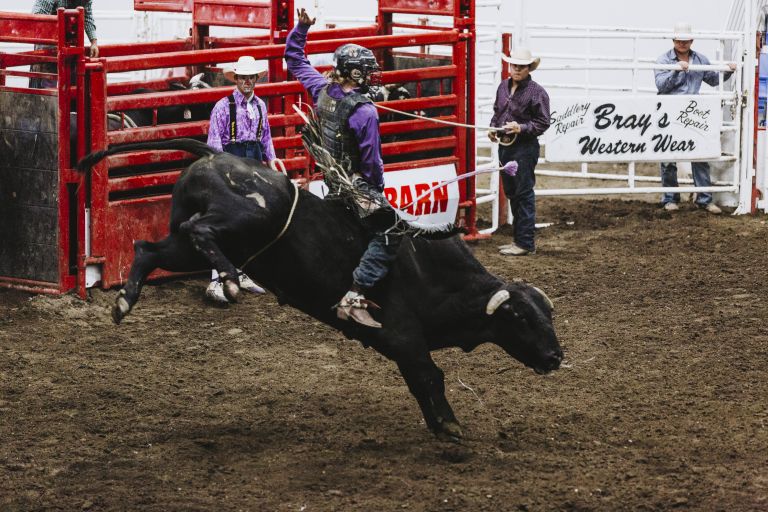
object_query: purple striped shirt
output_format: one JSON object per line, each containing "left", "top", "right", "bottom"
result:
{"left": 490, "top": 76, "right": 550, "bottom": 142}
{"left": 206, "top": 89, "right": 276, "bottom": 161}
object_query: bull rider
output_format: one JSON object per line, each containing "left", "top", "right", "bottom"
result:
{"left": 284, "top": 8, "right": 397, "bottom": 329}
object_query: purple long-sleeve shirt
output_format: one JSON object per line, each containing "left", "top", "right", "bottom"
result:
{"left": 207, "top": 89, "right": 276, "bottom": 161}
{"left": 285, "top": 22, "right": 384, "bottom": 190}
{"left": 490, "top": 76, "right": 550, "bottom": 142}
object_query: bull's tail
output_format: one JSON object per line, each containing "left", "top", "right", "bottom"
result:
{"left": 75, "top": 138, "right": 220, "bottom": 173}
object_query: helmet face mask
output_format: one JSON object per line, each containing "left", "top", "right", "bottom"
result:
{"left": 334, "top": 44, "right": 381, "bottom": 92}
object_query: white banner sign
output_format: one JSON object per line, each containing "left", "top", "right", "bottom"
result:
{"left": 545, "top": 95, "right": 722, "bottom": 162}
{"left": 308, "top": 164, "right": 459, "bottom": 226}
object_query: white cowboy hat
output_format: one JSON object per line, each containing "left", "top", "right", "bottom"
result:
{"left": 500, "top": 47, "right": 540, "bottom": 71}
{"left": 672, "top": 22, "right": 694, "bottom": 41}
{"left": 223, "top": 56, "right": 267, "bottom": 83}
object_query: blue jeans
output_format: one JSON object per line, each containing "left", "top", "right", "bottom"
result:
{"left": 350, "top": 177, "right": 400, "bottom": 290}
{"left": 353, "top": 234, "right": 399, "bottom": 289}
{"left": 224, "top": 141, "right": 264, "bottom": 161}
{"left": 499, "top": 142, "right": 539, "bottom": 252}
{"left": 660, "top": 161, "right": 712, "bottom": 206}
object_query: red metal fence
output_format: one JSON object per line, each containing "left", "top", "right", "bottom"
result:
{"left": 0, "top": 0, "right": 477, "bottom": 296}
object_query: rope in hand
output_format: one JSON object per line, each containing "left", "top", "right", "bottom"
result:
{"left": 374, "top": 103, "right": 518, "bottom": 146}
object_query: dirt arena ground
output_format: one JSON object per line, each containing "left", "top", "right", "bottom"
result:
{"left": 1, "top": 198, "right": 767, "bottom": 511}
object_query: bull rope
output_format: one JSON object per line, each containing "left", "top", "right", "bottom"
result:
{"left": 240, "top": 180, "right": 301, "bottom": 268}
{"left": 373, "top": 103, "right": 518, "bottom": 146}
{"left": 291, "top": 102, "right": 518, "bottom": 233}
{"left": 294, "top": 97, "right": 518, "bottom": 145}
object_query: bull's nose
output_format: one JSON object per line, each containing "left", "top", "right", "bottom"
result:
{"left": 546, "top": 350, "right": 563, "bottom": 369}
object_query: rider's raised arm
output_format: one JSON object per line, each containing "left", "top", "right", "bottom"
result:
{"left": 285, "top": 21, "right": 327, "bottom": 104}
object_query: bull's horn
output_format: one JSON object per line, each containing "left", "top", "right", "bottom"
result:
{"left": 486, "top": 290, "right": 510, "bottom": 315}
{"left": 532, "top": 286, "right": 554, "bottom": 310}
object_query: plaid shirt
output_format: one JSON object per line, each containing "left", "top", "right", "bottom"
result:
{"left": 490, "top": 76, "right": 550, "bottom": 142}
{"left": 32, "top": 0, "right": 97, "bottom": 42}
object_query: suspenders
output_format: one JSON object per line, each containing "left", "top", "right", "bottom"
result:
{"left": 228, "top": 95, "right": 237, "bottom": 142}
{"left": 227, "top": 94, "right": 263, "bottom": 144}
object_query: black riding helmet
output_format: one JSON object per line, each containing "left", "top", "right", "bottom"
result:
{"left": 333, "top": 44, "right": 381, "bottom": 92}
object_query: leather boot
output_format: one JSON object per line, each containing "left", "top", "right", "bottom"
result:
{"left": 335, "top": 291, "right": 382, "bottom": 328}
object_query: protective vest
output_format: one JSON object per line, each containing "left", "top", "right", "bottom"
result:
{"left": 316, "top": 87, "right": 372, "bottom": 174}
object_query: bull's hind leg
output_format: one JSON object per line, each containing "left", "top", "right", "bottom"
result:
{"left": 395, "top": 355, "right": 462, "bottom": 440}
{"left": 178, "top": 212, "right": 245, "bottom": 303}
{"left": 113, "top": 233, "right": 207, "bottom": 324}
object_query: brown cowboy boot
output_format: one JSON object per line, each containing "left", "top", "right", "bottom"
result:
{"left": 335, "top": 291, "right": 382, "bottom": 328}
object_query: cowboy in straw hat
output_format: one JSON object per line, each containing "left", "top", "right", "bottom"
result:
{"left": 500, "top": 47, "right": 540, "bottom": 71}
{"left": 490, "top": 47, "right": 550, "bottom": 256}
{"left": 654, "top": 23, "right": 737, "bottom": 215}
{"left": 204, "top": 55, "right": 281, "bottom": 303}
{"left": 221, "top": 55, "right": 266, "bottom": 84}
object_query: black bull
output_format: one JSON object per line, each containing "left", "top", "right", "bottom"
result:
{"left": 77, "top": 139, "right": 563, "bottom": 439}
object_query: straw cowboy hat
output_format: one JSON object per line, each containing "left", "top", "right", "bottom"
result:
{"left": 223, "top": 56, "right": 267, "bottom": 82}
{"left": 501, "top": 47, "right": 540, "bottom": 71}
{"left": 672, "top": 22, "right": 694, "bottom": 41}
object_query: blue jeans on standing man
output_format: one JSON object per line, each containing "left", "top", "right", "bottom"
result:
{"left": 499, "top": 141, "right": 539, "bottom": 252}
{"left": 224, "top": 141, "right": 265, "bottom": 161}
{"left": 660, "top": 161, "right": 713, "bottom": 206}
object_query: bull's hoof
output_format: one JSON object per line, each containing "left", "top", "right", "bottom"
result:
{"left": 435, "top": 420, "right": 463, "bottom": 441}
{"left": 112, "top": 292, "right": 131, "bottom": 325}
{"left": 222, "top": 279, "right": 240, "bottom": 303}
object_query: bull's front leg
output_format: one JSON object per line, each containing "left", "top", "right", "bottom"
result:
{"left": 114, "top": 233, "right": 208, "bottom": 324}
{"left": 396, "top": 358, "right": 463, "bottom": 440}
